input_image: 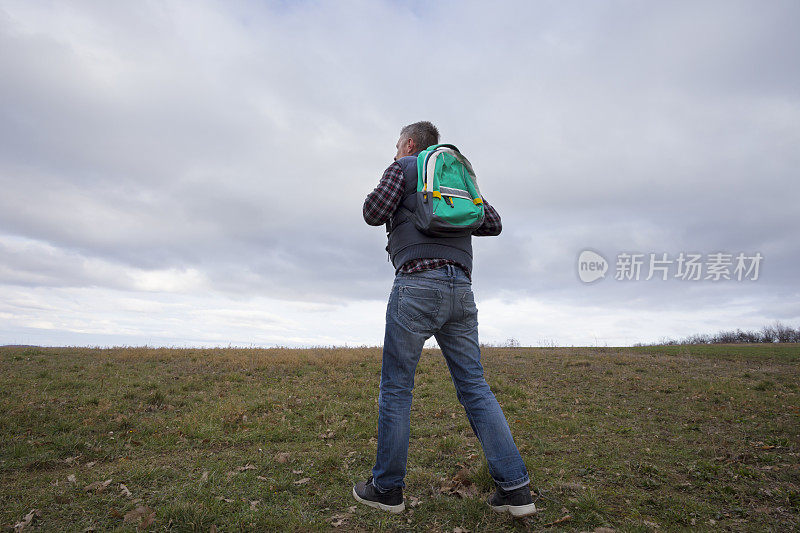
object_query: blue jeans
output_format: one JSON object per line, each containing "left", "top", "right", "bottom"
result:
{"left": 371, "top": 264, "right": 530, "bottom": 492}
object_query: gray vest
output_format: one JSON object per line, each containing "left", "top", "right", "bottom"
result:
{"left": 385, "top": 155, "right": 473, "bottom": 274}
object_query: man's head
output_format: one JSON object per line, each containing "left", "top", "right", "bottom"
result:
{"left": 394, "top": 121, "right": 440, "bottom": 161}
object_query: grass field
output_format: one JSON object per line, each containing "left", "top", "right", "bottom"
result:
{"left": 1, "top": 344, "right": 798, "bottom": 531}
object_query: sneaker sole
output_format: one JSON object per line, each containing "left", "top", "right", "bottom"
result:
{"left": 490, "top": 502, "right": 537, "bottom": 517}
{"left": 352, "top": 487, "right": 405, "bottom": 513}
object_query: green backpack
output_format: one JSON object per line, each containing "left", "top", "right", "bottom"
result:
{"left": 403, "top": 144, "right": 485, "bottom": 237}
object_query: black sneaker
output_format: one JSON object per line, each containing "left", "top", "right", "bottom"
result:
{"left": 352, "top": 475, "right": 405, "bottom": 513}
{"left": 487, "top": 484, "right": 537, "bottom": 517}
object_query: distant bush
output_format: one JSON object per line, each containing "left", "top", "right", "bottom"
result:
{"left": 637, "top": 321, "right": 800, "bottom": 345}
{"left": 479, "top": 337, "right": 521, "bottom": 348}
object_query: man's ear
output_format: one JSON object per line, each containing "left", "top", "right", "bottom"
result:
{"left": 406, "top": 138, "right": 416, "bottom": 153}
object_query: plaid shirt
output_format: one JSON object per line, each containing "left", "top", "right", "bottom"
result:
{"left": 363, "top": 161, "right": 502, "bottom": 281}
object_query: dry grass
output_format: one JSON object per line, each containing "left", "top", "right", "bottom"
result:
{"left": 1, "top": 344, "right": 798, "bottom": 531}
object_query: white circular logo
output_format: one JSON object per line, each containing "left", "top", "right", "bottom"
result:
{"left": 577, "top": 250, "right": 608, "bottom": 283}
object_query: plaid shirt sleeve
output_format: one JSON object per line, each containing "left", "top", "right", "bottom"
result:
{"left": 363, "top": 162, "right": 404, "bottom": 226}
{"left": 473, "top": 198, "right": 502, "bottom": 236}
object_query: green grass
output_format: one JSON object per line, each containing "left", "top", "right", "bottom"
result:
{"left": 1, "top": 344, "right": 798, "bottom": 531}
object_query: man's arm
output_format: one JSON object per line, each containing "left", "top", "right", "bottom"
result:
{"left": 363, "top": 162, "right": 404, "bottom": 226}
{"left": 473, "top": 199, "right": 502, "bottom": 236}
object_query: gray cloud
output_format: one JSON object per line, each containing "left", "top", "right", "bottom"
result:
{"left": 1, "top": 0, "right": 798, "bottom": 345}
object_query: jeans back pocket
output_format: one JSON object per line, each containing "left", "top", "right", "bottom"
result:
{"left": 398, "top": 286, "right": 442, "bottom": 332}
{"left": 460, "top": 288, "right": 479, "bottom": 328}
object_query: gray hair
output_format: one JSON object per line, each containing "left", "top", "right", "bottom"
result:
{"left": 400, "top": 121, "right": 440, "bottom": 151}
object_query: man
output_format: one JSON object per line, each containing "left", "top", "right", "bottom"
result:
{"left": 352, "top": 121, "right": 536, "bottom": 517}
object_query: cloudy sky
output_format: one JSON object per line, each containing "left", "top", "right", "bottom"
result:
{"left": 1, "top": 0, "right": 798, "bottom": 348}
